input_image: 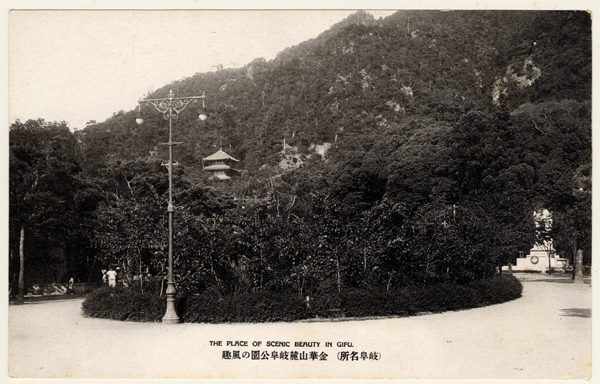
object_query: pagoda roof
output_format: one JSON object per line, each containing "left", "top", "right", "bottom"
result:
{"left": 204, "top": 164, "right": 232, "bottom": 171}
{"left": 202, "top": 149, "right": 239, "bottom": 162}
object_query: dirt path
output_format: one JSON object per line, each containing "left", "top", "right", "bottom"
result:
{"left": 8, "top": 273, "right": 592, "bottom": 380}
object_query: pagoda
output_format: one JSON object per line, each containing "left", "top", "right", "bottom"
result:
{"left": 202, "top": 148, "right": 240, "bottom": 180}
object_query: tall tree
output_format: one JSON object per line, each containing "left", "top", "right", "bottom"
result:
{"left": 10, "top": 119, "right": 80, "bottom": 303}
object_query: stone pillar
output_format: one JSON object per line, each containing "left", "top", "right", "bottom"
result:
{"left": 574, "top": 249, "right": 584, "bottom": 284}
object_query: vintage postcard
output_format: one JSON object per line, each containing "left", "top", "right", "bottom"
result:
{"left": 5, "top": 1, "right": 596, "bottom": 383}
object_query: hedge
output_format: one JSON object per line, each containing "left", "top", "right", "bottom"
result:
{"left": 81, "top": 287, "right": 166, "bottom": 322}
{"left": 81, "top": 274, "right": 522, "bottom": 323}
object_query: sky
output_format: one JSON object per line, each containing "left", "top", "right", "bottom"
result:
{"left": 9, "top": 10, "right": 397, "bottom": 131}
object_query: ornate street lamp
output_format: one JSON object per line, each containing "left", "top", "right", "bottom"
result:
{"left": 136, "top": 89, "right": 207, "bottom": 323}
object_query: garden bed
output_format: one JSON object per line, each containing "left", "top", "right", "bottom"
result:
{"left": 81, "top": 275, "right": 523, "bottom": 323}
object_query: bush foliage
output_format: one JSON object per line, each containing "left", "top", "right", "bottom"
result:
{"left": 81, "top": 287, "right": 166, "bottom": 322}
{"left": 82, "top": 274, "right": 522, "bottom": 323}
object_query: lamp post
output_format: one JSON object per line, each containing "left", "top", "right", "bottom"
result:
{"left": 136, "top": 89, "right": 207, "bottom": 324}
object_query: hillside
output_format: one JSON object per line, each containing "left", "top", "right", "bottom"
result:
{"left": 78, "top": 11, "right": 590, "bottom": 179}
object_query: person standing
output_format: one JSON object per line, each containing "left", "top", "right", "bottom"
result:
{"left": 67, "top": 277, "right": 74, "bottom": 295}
{"left": 106, "top": 268, "right": 117, "bottom": 288}
{"left": 101, "top": 269, "right": 107, "bottom": 286}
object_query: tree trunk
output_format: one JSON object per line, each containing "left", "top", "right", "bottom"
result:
{"left": 139, "top": 252, "right": 144, "bottom": 294}
{"left": 9, "top": 248, "right": 14, "bottom": 297}
{"left": 87, "top": 254, "right": 97, "bottom": 283}
{"left": 574, "top": 249, "right": 584, "bottom": 284}
{"left": 18, "top": 224, "right": 25, "bottom": 305}
{"left": 571, "top": 244, "right": 577, "bottom": 280}
{"left": 336, "top": 254, "right": 341, "bottom": 293}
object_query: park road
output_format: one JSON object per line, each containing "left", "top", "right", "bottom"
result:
{"left": 8, "top": 273, "right": 592, "bottom": 380}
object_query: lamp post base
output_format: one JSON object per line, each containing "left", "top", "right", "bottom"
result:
{"left": 162, "top": 299, "right": 181, "bottom": 324}
{"left": 162, "top": 282, "right": 180, "bottom": 324}
{"left": 162, "top": 314, "right": 181, "bottom": 324}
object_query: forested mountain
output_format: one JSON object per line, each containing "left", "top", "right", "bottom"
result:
{"left": 78, "top": 11, "right": 590, "bottom": 177}
{"left": 11, "top": 11, "right": 591, "bottom": 298}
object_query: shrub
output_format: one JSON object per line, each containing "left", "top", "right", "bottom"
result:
{"left": 82, "top": 287, "right": 166, "bottom": 322}
{"left": 183, "top": 291, "right": 311, "bottom": 323}
{"left": 471, "top": 274, "right": 523, "bottom": 306}
{"left": 81, "top": 275, "right": 522, "bottom": 323}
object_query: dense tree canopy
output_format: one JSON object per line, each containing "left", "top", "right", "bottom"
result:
{"left": 9, "top": 119, "right": 82, "bottom": 301}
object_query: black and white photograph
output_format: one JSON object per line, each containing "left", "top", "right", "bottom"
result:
{"left": 6, "top": 2, "right": 595, "bottom": 381}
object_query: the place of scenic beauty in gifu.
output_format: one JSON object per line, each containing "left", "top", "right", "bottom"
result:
{"left": 8, "top": 8, "right": 592, "bottom": 381}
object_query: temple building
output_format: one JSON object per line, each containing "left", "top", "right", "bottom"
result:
{"left": 202, "top": 149, "right": 240, "bottom": 180}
